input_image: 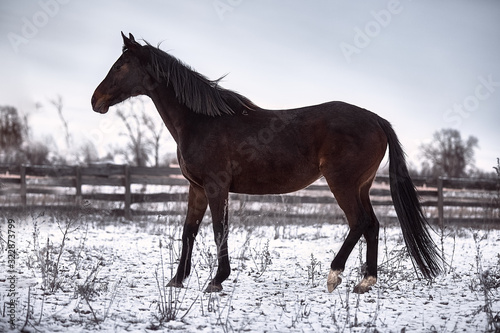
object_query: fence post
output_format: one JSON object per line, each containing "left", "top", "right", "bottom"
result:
{"left": 20, "top": 165, "right": 27, "bottom": 207}
{"left": 437, "top": 177, "right": 444, "bottom": 227}
{"left": 124, "top": 165, "right": 131, "bottom": 219}
{"left": 75, "top": 166, "right": 82, "bottom": 205}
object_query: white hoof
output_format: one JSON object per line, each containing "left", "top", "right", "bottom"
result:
{"left": 327, "top": 269, "right": 343, "bottom": 292}
{"left": 353, "top": 276, "right": 377, "bottom": 294}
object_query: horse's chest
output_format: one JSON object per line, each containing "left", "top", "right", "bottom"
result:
{"left": 177, "top": 153, "right": 204, "bottom": 187}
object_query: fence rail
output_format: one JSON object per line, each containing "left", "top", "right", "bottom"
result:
{"left": 0, "top": 164, "right": 498, "bottom": 224}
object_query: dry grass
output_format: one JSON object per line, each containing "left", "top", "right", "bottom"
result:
{"left": 1, "top": 208, "right": 499, "bottom": 332}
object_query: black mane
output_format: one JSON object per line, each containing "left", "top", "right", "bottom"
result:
{"left": 137, "top": 43, "right": 256, "bottom": 116}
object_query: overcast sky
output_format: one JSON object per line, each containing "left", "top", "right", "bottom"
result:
{"left": 1, "top": 0, "right": 499, "bottom": 171}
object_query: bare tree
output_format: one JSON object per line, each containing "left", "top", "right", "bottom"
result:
{"left": 116, "top": 100, "right": 151, "bottom": 167}
{"left": 79, "top": 141, "right": 100, "bottom": 165}
{"left": 142, "top": 111, "right": 164, "bottom": 167}
{"left": 0, "top": 105, "right": 54, "bottom": 165}
{"left": 0, "top": 106, "right": 26, "bottom": 164}
{"left": 0, "top": 106, "right": 24, "bottom": 150}
{"left": 115, "top": 98, "right": 166, "bottom": 167}
{"left": 50, "top": 95, "right": 72, "bottom": 150}
{"left": 419, "top": 128, "right": 478, "bottom": 178}
{"left": 24, "top": 140, "right": 50, "bottom": 165}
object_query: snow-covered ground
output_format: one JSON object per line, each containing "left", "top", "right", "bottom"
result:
{"left": 1, "top": 212, "right": 499, "bottom": 332}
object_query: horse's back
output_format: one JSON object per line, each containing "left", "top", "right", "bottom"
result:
{"left": 222, "top": 101, "right": 388, "bottom": 194}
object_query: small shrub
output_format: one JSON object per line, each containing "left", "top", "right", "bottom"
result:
{"left": 74, "top": 261, "right": 117, "bottom": 325}
{"left": 307, "top": 253, "right": 321, "bottom": 287}
{"left": 250, "top": 240, "right": 272, "bottom": 277}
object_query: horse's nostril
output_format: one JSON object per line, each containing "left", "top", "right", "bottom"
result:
{"left": 91, "top": 95, "right": 96, "bottom": 106}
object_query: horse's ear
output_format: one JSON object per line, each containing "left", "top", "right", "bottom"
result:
{"left": 121, "top": 31, "right": 140, "bottom": 52}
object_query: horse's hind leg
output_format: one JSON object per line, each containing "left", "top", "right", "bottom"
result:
{"left": 327, "top": 222, "right": 365, "bottom": 292}
{"left": 353, "top": 183, "right": 380, "bottom": 293}
{"left": 325, "top": 184, "right": 368, "bottom": 292}
{"left": 325, "top": 174, "right": 379, "bottom": 294}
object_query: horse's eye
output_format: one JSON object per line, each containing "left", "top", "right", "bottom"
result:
{"left": 113, "top": 63, "right": 122, "bottom": 71}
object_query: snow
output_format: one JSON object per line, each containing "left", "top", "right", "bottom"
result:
{"left": 1, "top": 213, "right": 499, "bottom": 332}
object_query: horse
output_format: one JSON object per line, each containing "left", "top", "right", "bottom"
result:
{"left": 91, "top": 32, "right": 442, "bottom": 293}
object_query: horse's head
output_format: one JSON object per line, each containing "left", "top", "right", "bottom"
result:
{"left": 91, "top": 32, "right": 155, "bottom": 114}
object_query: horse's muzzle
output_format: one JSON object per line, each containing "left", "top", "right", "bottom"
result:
{"left": 91, "top": 93, "right": 109, "bottom": 114}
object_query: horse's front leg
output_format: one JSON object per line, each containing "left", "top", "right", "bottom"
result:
{"left": 167, "top": 184, "right": 207, "bottom": 288}
{"left": 205, "top": 192, "right": 231, "bottom": 293}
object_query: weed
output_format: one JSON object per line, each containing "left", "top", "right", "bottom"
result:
{"left": 29, "top": 212, "right": 80, "bottom": 294}
{"left": 481, "top": 254, "right": 500, "bottom": 290}
{"left": 290, "top": 297, "right": 311, "bottom": 328}
{"left": 149, "top": 223, "right": 200, "bottom": 329}
{"left": 20, "top": 286, "right": 33, "bottom": 332}
{"left": 473, "top": 231, "right": 500, "bottom": 332}
{"left": 207, "top": 231, "right": 252, "bottom": 333}
{"left": 74, "top": 260, "right": 118, "bottom": 326}
{"left": 151, "top": 238, "right": 181, "bottom": 326}
{"left": 68, "top": 219, "right": 89, "bottom": 280}
{"left": 4, "top": 211, "right": 500, "bottom": 332}
{"left": 307, "top": 253, "right": 322, "bottom": 287}
{"left": 250, "top": 239, "right": 272, "bottom": 277}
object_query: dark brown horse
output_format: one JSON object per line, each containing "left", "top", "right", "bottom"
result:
{"left": 92, "top": 32, "right": 442, "bottom": 293}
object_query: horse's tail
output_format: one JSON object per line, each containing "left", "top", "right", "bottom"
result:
{"left": 378, "top": 118, "right": 442, "bottom": 279}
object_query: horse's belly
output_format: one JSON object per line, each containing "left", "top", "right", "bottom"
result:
{"left": 229, "top": 167, "right": 321, "bottom": 195}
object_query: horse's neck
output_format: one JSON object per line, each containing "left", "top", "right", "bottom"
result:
{"left": 148, "top": 85, "right": 192, "bottom": 144}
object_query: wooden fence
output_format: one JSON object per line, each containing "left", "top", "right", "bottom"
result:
{"left": 0, "top": 164, "right": 498, "bottom": 224}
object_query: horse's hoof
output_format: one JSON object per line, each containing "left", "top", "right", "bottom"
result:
{"left": 204, "top": 283, "right": 223, "bottom": 293}
{"left": 353, "top": 276, "right": 377, "bottom": 294}
{"left": 327, "top": 269, "right": 343, "bottom": 292}
{"left": 166, "top": 279, "right": 184, "bottom": 289}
